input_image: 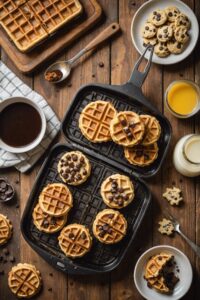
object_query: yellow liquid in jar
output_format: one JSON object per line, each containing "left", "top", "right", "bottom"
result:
{"left": 167, "top": 82, "right": 199, "bottom": 115}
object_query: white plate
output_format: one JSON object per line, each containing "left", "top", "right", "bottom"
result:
{"left": 131, "top": 0, "right": 199, "bottom": 65}
{"left": 134, "top": 245, "right": 193, "bottom": 300}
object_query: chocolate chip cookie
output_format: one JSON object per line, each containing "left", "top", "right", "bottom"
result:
{"left": 154, "top": 42, "right": 170, "bottom": 57}
{"left": 174, "top": 26, "right": 189, "bottom": 44}
{"left": 58, "top": 151, "right": 91, "bottom": 185}
{"left": 175, "top": 13, "right": 191, "bottom": 29}
{"left": 143, "top": 36, "right": 158, "bottom": 46}
{"left": 167, "top": 38, "right": 184, "bottom": 54}
{"left": 157, "top": 25, "right": 173, "bottom": 42}
{"left": 142, "top": 22, "right": 157, "bottom": 38}
{"left": 165, "top": 6, "right": 180, "bottom": 22}
{"left": 149, "top": 9, "right": 167, "bottom": 27}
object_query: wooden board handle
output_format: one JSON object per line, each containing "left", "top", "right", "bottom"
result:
{"left": 84, "top": 22, "right": 120, "bottom": 52}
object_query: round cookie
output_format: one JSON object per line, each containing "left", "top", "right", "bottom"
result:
{"left": 140, "top": 115, "right": 161, "bottom": 145}
{"left": 32, "top": 203, "right": 67, "bottom": 233}
{"left": 149, "top": 9, "right": 167, "bottom": 27}
{"left": 0, "top": 214, "right": 13, "bottom": 245}
{"left": 165, "top": 6, "right": 180, "bottom": 22}
{"left": 143, "top": 36, "right": 158, "bottom": 47}
{"left": 167, "top": 38, "right": 184, "bottom": 54}
{"left": 154, "top": 42, "right": 170, "bottom": 57}
{"left": 100, "top": 174, "right": 134, "bottom": 209}
{"left": 110, "top": 111, "right": 145, "bottom": 147}
{"left": 157, "top": 25, "right": 173, "bottom": 42}
{"left": 58, "top": 151, "right": 91, "bottom": 185}
{"left": 142, "top": 22, "right": 157, "bottom": 38}
{"left": 79, "top": 100, "right": 117, "bottom": 143}
{"left": 124, "top": 143, "right": 159, "bottom": 167}
{"left": 8, "top": 263, "right": 42, "bottom": 298}
{"left": 174, "top": 26, "right": 189, "bottom": 44}
{"left": 39, "top": 183, "right": 73, "bottom": 217}
{"left": 92, "top": 209, "right": 127, "bottom": 244}
{"left": 58, "top": 224, "right": 92, "bottom": 258}
{"left": 175, "top": 13, "right": 191, "bottom": 29}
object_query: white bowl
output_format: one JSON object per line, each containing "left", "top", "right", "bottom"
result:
{"left": 131, "top": 0, "right": 199, "bottom": 65}
{"left": 134, "top": 245, "right": 193, "bottom": 300}
{"left": 0, "top": 97, "right": 46, "bottom": 153}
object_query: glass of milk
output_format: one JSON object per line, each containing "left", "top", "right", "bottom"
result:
{"left": 173, "top": 134, "right": 200, "bottom": 177}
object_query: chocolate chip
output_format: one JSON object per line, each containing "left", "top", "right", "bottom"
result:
{"left": 123, "top": 194, "right": 129, "bottom": 201}
{"left": 99, "top": 231, "right": 105, "bottom": 238}
{"left": 69, "top": 162, "right": 74, "bottom": 168}
{"left": 67, "top": 155, "right": 72, "bottom": 161}
{"left": 102, "top": 224, "right": 109, "bottom": 231}
{"left": 124, "top": 126, "right": 130, "bottom": 133}
{"left": 136, "top": 150, "right": 143, "bottom": 157}
{"left": 50, "top": 217, "right": 56, "bottom": 226}
{"left": 145, "top": 26, "right": 149, "bottom": 30}
{"left": 163, "top": 29, "right": 168, "bottom": 33}
{"left": 115, "top": 194, "right": 120, "bottom": 199}
{"left": 49, "top": 273, "right": 53, "bottom": 277}
{"left": 158, "top": 34, "right": 162, "bottom": 38}
{"left": 111, "top": 182, "right": 117, "bottom": 188}
{"left": 108, "top": 195, "right": 114, "bottom": 201}
{"left": 159, "top": 47, "right": 163, "bottom": 50}
{"left": 120, "top": 119, "right": 127, "bottom": 126}
{"left": 108, "top": 214, "right": 114, "bottom": 219}
{"left": 69, "top": 233, "right": 75, "bottom": 240}
{"left": 177, "top": 43, "right": 182, "bottom": 49}
{"left": 118, "top": 199, "right": 123, "bottom": 206}
{"left": 76, "top": 174, "right": 82, "bottom": 180}
{"left": 81, "top": 232, "right": 86, "bottom": 239}
{"left": 129, "top": 122, "right": 135, "bottom": 128}
{"left": 48, "top": 288, "right": 52, "bottom": 292}
{"left": 153, "top": 11, "right": 157, "bottom": 15}
{"left": 0, "top": 270, "right": 4, "bottom": 276}
{"left": 157, "top": 13, "right": 161, "bottom": 17}
{"left": 43, "top": 220, "right": 49, "bottom": 228}
{"left": 72, "top": 155, "right": 78, "bottom": 161}
{"left": 80, "top": 157, "right": 85, "bottom": 163}
{"left": 82, "top": 169, "right": 87, "bottom": 176}
{"left": 118, "top": 188, "right": 124, "bottom": 193}
{"left": 127, "top": 132, "right": 133, "bottom": 139}
{"left": 168, "top": 12, "right": 173, "bottom": 16}
{"left": 98, "top": 61, "right": 104, "bottom": 68}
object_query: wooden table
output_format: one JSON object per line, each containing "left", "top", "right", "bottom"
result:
{"left": 0, "top": 0, "right": 200, "bottom": 299}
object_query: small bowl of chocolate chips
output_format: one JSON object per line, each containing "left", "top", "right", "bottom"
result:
{"left": 0, "top": 178, "right": 15, "bottom": 203}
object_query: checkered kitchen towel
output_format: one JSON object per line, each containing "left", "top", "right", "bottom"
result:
{"left": 0, "top": 61, "right": 60, "bottom": 173}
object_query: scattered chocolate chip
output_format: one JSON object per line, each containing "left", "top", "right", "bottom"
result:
{"left": 67, "top": 83, "right": 72, "bottom": 87}
{"left": 80, "top": 232, "right": 86, "bottom": 239}
{"left": 102, "top": 224, "right": 109, "bottom": 231}
{"left": 120, "top": 119, "right": 127, "bottom": 126}
{"left": 72, "top": 155, "right": 78, "bottom": 161}
{"left": 129, "top": 122, "right": 135, "bottom": 128}
{"left": 124, "top": 127, "right": 130, "bottom": 134}
{"left": 108, "top": 195, "right": 114, "bottom": 201}
{"left": 50, "top": 217, "right": 56, "bottom": 226}
{"left": 99, "top": 231, "right": 105, "bottom": 238}
{"left": 69, "top": 233, "right": 75, "bottom": 240}
{"left": 118, "top": 187, "right": 124, "bottom": 193}
{"left": 82, "top": 169, "right": 87, "bottom": 176}
{"left": 108, "top": 214, "right": 114, "bottom": 219}
{"left": 49, "top": 273, "right": 53, "bottom": 277}
{"left": 48, "top": 288, "right": 52, "bottom": 292}
{"left": 118, "top": 199, "right": 123, "bottom": 206}
{"left": 98, "top": 62, "right": 104, "bottom": 68}
{"left": 127, "top": 132, "right": 133, "bottom": 139}
{"left": 43, "top": 220, "right": 49, "bottom": 228}
{"left": 145, "top": 26, "right": 149, "bottom": 30}
{"left": 168, "top": 12, "right": 173, "bottom": 16}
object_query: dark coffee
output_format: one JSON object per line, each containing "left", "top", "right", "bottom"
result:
{"left": 0, "top": 102, "right": 42, "bottom": 147}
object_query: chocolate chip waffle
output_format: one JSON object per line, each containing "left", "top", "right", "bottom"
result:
{"left": 140, "top": 114, "right": 161, "bottom": 145}
{"left": 79, "top": 101, "right": 117, "bottom": 143}
{"left": 147, "top": 276, "right": 170, "bottom": 294}
{"left": 100, "top": 174, "right": 134, "bottom": 209}
{"left": 8, "top": 263, "right": 42, "bottom": 298}
{"left": 58, "top": 224, "right": 92, "bottom": 258}
{"left": 92, "top": 209, "right": 127, "bottom": 244}
{"left": 32, "top": 203, "right": 67, "bottom": 233}
{"left": 58, "top": 151, "right": 91, "bottom": 185}
{"left": 124, "top": 142, "right": 158, "bottom": 166}
{"left": 0, "top": 0, "right": 82, "bottom": 52}
{"left": 0, "top": 213, "right": 13, "bottom": 245}
{"left": 110, "top": 111, "right": 145, "bottom": 147}
{"left": 39, "top": 183, "right": 73, "bottom": 217}
{"left": 144, "top": 252, "right": 173, "bottom": 279}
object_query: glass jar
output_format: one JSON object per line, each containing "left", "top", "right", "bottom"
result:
{"left": 173, "top": 134, "right": 200, "bottom": 177}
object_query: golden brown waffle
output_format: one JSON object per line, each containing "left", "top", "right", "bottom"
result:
{"left": 140, "top": 114, "right": 161, "bottom": 145}
{"left": 79, "top": 100, "right": 117, "bottom": 143}
{"left": 144, "top": 252, "right": 173, "bottom": 279}
{"left": 92, "top": 209, "right": 127, "bottom": 244}
{"left": 32, "top": 203, "right": 67, "bottom": 233}
{"left": 100, "top": 174, "right": 134, "bottom": 209}
{"left": 0, "top": 0, "right": 82, "bottom": 52}
{"left": 39, "top": 183, "right": 73, "bottom": 217}
{"left": 124, "top": 142, "right": 159, "bottom": 166}
{"left": 110, "top": 111, "right": 145, "bottom": 147}
{"left": 8, "top": 263, "right": 42, "bottom": 298}
{"left": 58, "top": 151, "right": 91, "bottom": 185}
{"left": 58, "top": 224, "right": 92, "bottom": 258}
{"left": 147, "top": 276, "right": 170, "bottom": 294}
{"left": 0, "top": 213, "right": 13, "bottom": 245}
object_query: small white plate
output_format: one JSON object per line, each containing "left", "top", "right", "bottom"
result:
{"left": 131, "top": 0, "right": 199, "bottom": 65}
{"left": 134, "top": 245, "right": 193, "bottom": 300}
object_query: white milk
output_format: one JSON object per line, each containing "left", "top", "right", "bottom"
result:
{"left": 173, "top": 134, "right": 200, "bottom": 177}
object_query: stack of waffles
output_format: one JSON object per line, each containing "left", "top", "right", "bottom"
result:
{"left": 0, "top": 0, "right": 82, "bottom": 52}
{"left": 79, "top": 100, "right": 161, "bottom": 167}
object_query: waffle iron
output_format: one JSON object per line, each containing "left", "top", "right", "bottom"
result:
{"left": 21, "top": 46, "right": 171, "bottom": 275}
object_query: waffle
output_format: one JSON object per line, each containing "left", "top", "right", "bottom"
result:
{"left": 32, "top": 203, "right": 67, "bottom": 233}
{"left": 144, "top": 252, "right": 173, "bottom": 279}
{"left": 110, "top": 111, "right": 145, "bottom": 147}
{"left": 147, "top": 276, "right": 170, "bottom": 294}
{"left": 39, "top": 183, "right": 73, "bottom": 217}
{"left": 0, "top": 213, "right": 13, "bottom": 245}
{"left": 124, "top": 142, "right": 159, "bottom": 166}
{"left": 100, "top": 174, "right": 134, "bottom": 209}
{"left": 140, "top": 114, "right": 161, "bottom": 145}
{"left": 79, "top": 100, "right": 117, "bottom": 143}
{"left": 0, "top": 0, "right": 82, "bottom": 52}
{"left": 92, "top": 209, "right": 127, "bottom": 244}
{"left": 58, "top": 224, "right": 92, "bottom": 258}
{"left": 58, "top": 151, "right": 91, "bottom": 185}
{"left": 8, "top": 263, "right": 42, "bottom": 298}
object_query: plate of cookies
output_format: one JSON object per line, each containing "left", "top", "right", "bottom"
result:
{"left": 131, "top": 0, "right": 199, "bottom": 65}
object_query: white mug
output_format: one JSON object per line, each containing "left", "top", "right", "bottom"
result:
{"left": 0, "top": 97, "right": 46, "bottom": 153}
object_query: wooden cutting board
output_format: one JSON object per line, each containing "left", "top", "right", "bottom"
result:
{"left": 0, "top": 0, "right": 102, "bottom": 74}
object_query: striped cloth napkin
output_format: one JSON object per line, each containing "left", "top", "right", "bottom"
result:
{"left": 0, "top": 61, "right": 60, "bottom": 173}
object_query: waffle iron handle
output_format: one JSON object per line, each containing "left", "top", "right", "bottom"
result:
{"left": 128, "top": 45, "right": 154, "bottom": 88}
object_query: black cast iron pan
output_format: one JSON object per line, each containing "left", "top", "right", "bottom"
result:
{"left": 62, "top": 45, "right": 172, "bottom": 178}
